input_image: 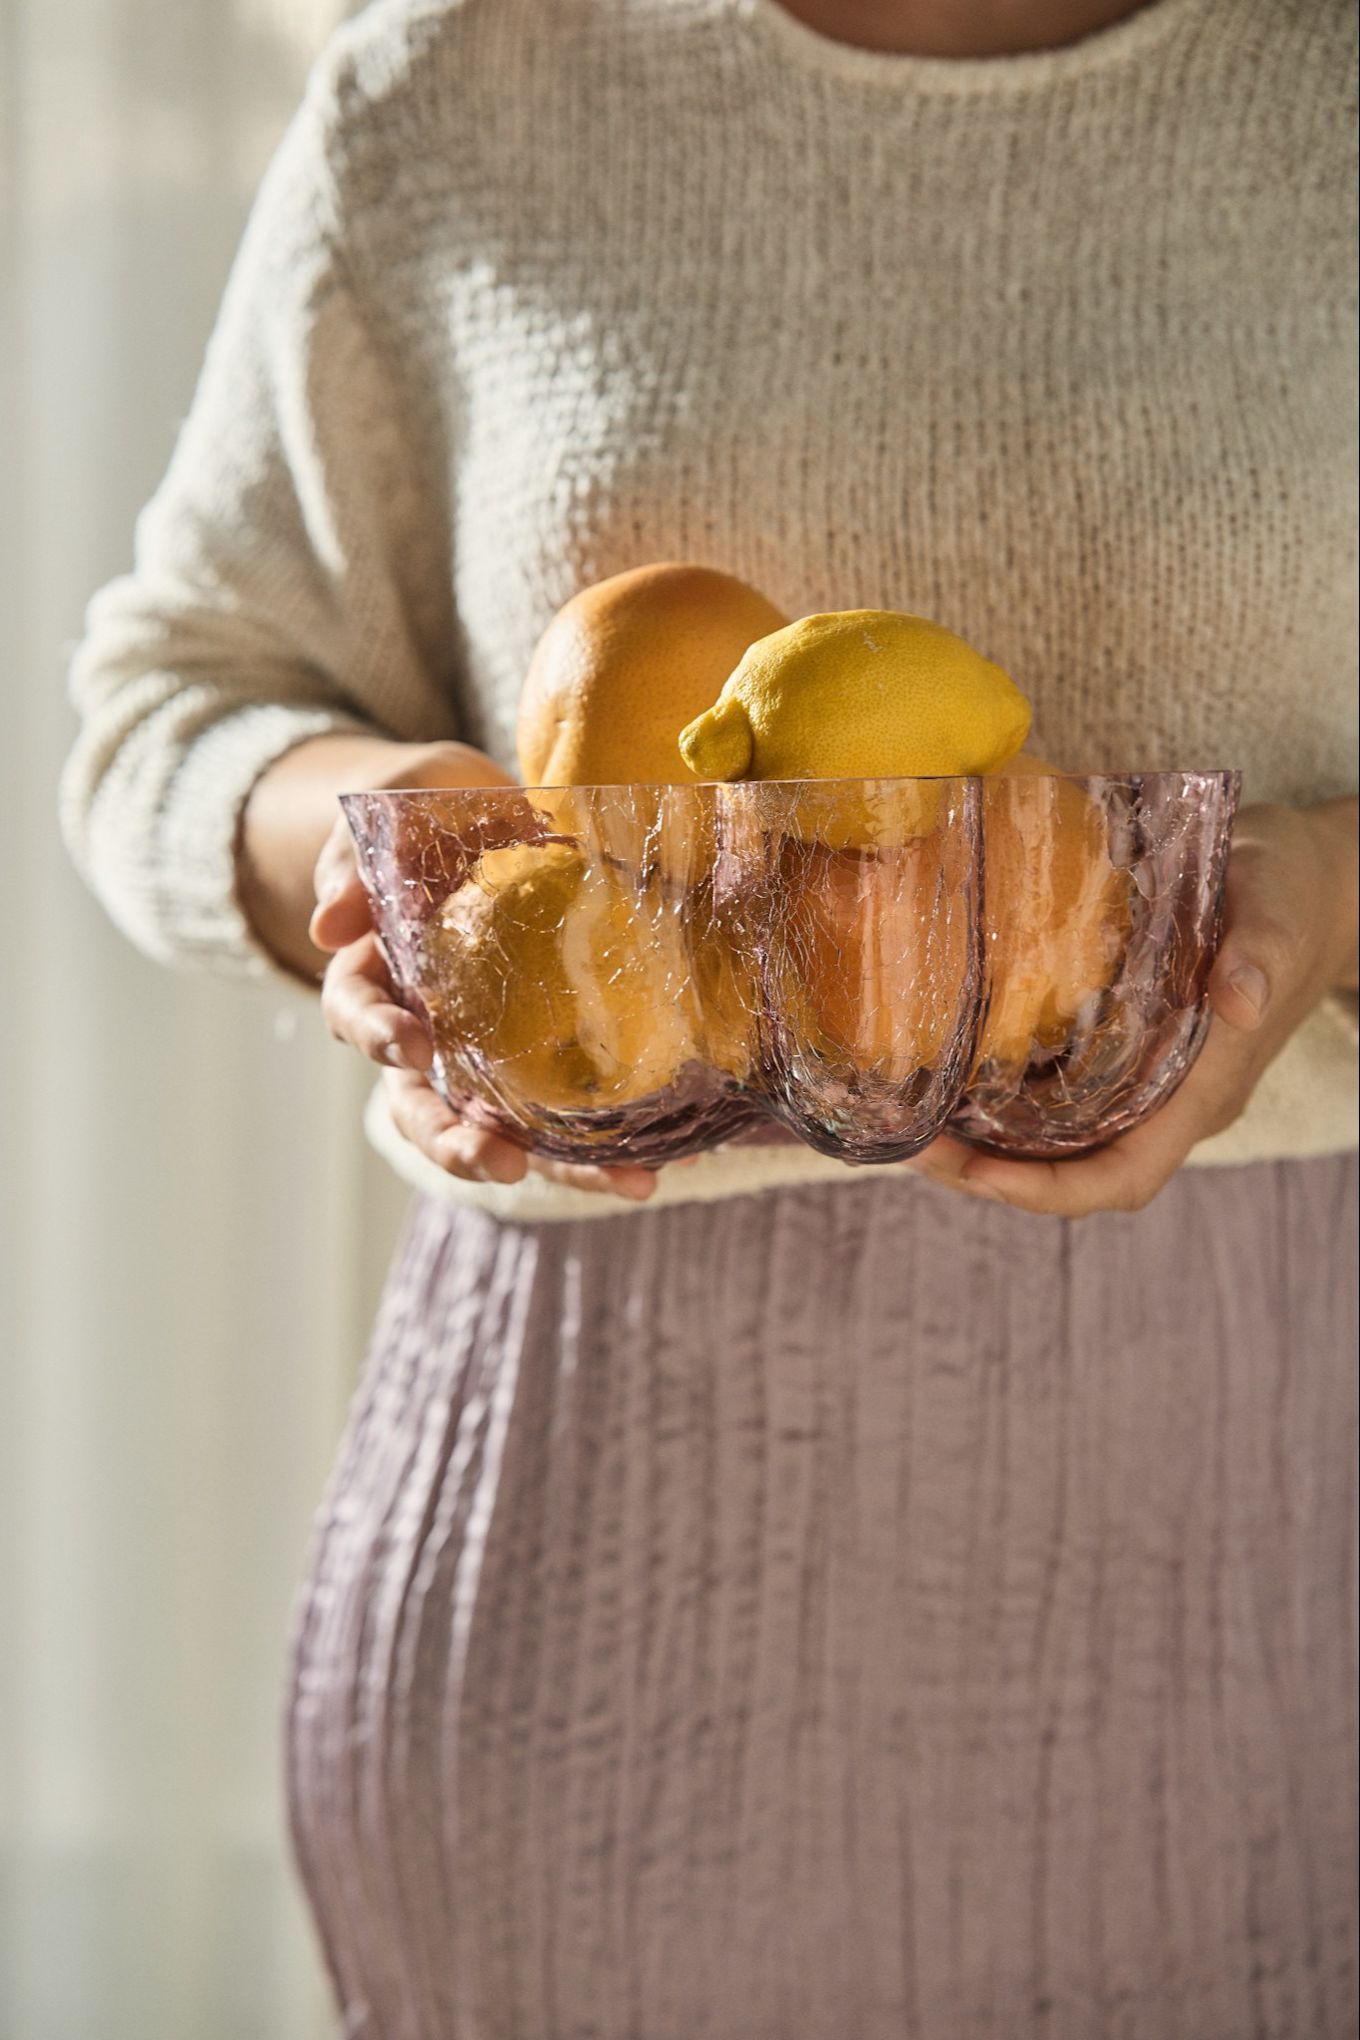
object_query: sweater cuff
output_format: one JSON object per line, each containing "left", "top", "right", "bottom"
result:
{"left": 141, "top": 701, "right": 372, "bottom": 979}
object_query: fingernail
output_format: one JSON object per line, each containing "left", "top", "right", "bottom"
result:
{"left": 381, "top": 1039, "right": 408, "bottom": 1069}
{"left": 958, "top": 1174, "right": 1006, "bottom": 1203}
{"left": 1228, "top": 963, "right": 1270, "bottom": 1019}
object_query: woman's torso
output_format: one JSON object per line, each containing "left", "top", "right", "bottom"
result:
{"left": 333, "top": 0, "right": 1358, "bottom": 803}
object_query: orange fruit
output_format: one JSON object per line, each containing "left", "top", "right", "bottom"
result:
{"left": 777, "top": 833, "right": 973, "bottom": 1080}
{"left": 422, "top": 842, "right": 697, "bottom": 1112}
{"left": 777, "top": 760, "right": 1130, "bottom": 1087}
{"left": 516, "top": 563, "right": 788, "bottom": 788}
{"left": 977, "top": 758, "right": 1132, "bottom": 1068}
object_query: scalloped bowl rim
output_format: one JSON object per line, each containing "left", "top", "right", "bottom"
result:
{"left": 342, "top": 766, "right": 1242, "bottom": 799}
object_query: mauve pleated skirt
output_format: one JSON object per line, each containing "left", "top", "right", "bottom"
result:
{"left": 285, "top": 1155, "right": 1358, "bottom": 2040}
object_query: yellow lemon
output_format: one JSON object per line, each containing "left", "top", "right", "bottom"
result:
{"left": 678, "top": 610, "right": 1031, "bottom": 784}
{"left": 422, "top": 842, "right": 697, "bottom": 1112}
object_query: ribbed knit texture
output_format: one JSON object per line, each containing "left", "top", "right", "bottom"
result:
{"left": 62, "top": 0, "right": 1358, "bottom": 1193}
{"left": 286, "top": 1155, "right": 1359, "bottom": 2037}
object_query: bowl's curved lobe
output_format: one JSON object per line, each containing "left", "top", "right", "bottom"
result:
{"left": 950, "top": 771, "right": 1240, "bottom": 1156}
{"left": 342, "top": 770, "right": 1239, "bottom": 1170}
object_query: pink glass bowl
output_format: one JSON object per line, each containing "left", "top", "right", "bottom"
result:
{"left": 343, "top": 771, "right": 1240, "bottom": 1169}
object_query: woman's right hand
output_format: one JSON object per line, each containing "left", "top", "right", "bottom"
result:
{"left": 308, "top": 739, "right": 661, "bottom": 1203}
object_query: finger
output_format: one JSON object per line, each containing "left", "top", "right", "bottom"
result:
{"left": 907, "top": 1006, "right": 1264, "bottom": 1218}
{"left": 1206, "top": 814, "right": 1312, "bottom": 1034}
{"left": 383, "top": 1070, "right": 657, "bottom": 1199}
{"left": 1208, "top": 928, "right": 1286, "bottom": 1036}
{"left": 321, "top": 934, "right": 434, "bottom": 1071}
{"left": 331, "top": 942, "right": 657, "bottom": 1199}
{"left": 903, "top": 1131, "right": 1057, "bottom": 1210}
{"left": 948, "top": 1013, "right": 1262, "bottom": 1216}
{"left": 310, "top": 874, "right": 373, "bottom": 953}
{"left": 902, "top": 1131, "right": 994, "bottom": 1197}
{"left": 310, "top": 819, "right": 371, "bottom": 952}
{"left": 311, "top": 811, "right": 356, "bottom": 894}
{"left": 951, "top": 1122, "right": 1194, "bottom": 1218}
{"left": 529, "top": 1154, "right": 659, "bottom": 1203}
{"left": 384, "top": 1068, "right": 528, "bottom": 1185}
{"left": 410, "top": 741, "right": 520, "bottom": 794}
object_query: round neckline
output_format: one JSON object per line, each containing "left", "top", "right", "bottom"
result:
{"left": 731, "top": 0, "right": 1205, "bottom": 93}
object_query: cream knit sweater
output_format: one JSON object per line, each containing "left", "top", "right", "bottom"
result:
{"left": 63, "top": 0, "right": 1358, "bottom": 1220}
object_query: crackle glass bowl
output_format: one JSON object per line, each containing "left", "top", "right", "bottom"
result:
{"left": 343, "top": 770, "right": 1241, "bottom": 1169}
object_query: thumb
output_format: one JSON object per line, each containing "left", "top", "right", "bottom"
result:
{"left": 310, "top": 822, "right": 370, "bottom": 952}
{"left": 1206, "top": 833, "right": 1294, "bottom": 1035}
{"left": 310, "top": 876, "right": 372, "bottom": 953}
{"left": 1209, "top": 945, "right": 1272, "bottom": 1034}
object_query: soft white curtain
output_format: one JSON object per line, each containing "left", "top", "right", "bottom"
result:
{"left": 0, "top": 3, "right": 409, "bottom": 2033}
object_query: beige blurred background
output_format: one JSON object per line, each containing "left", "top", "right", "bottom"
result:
{"left": 1, "top": 3, "right": 410, "bottom": 2032}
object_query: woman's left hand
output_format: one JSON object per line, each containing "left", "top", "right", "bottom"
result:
{"left": 907, "top": 797, "right": 1359, "bottom": 1218}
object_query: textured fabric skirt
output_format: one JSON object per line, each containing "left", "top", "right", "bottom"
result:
{"left": 285, "top": 1156, "right": 1358, "bottom": 2040}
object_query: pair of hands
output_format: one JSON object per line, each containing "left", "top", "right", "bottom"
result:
{"left": 311, "top": 742, "right": 1358, "bottom": 1217}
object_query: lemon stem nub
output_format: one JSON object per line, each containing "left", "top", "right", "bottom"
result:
{"left": 678, "top": 696, "right": 754, "bottom": 781}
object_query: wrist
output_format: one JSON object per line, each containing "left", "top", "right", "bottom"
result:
{"left": 237, "top": 732, "right": 418, "bottom": 982}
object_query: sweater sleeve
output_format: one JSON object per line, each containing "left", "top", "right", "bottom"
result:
{"left": 60, "top": 58, "right": 460, "bottom": 976}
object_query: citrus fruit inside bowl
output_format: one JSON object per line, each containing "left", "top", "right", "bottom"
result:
{"left": 342, "top": 769, "right": 1241, "bottom": 1170}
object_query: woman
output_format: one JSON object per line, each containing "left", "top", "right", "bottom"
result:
{"left": 62, "top": 0, "right": 1357, "bottom": 2033}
